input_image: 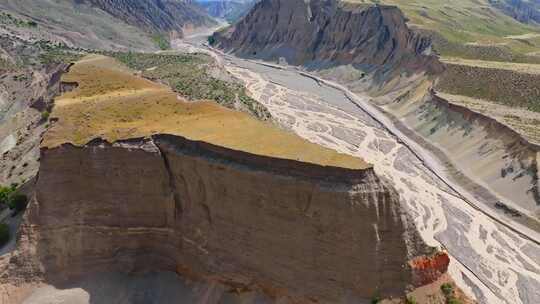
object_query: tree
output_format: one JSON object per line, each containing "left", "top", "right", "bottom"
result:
{"left": 0, "top": 186, "right": 14, "bottom": 206}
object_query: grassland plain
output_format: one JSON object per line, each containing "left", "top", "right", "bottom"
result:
{"left": 44, "top": 55, "right": 369, "bottom": 170}
{"left": 435, "top": 59, "right": 540, "bottom": 112}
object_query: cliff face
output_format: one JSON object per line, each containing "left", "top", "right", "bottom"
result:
{"left": 213, "top": 0, "right": 442, "bottom": 76}
{"left": 4, "top": 134, "right": 431, "bottom": 303}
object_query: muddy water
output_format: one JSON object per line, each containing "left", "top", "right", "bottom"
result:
{"left": 223, "top": 58, "right": 540, "bottom": 304}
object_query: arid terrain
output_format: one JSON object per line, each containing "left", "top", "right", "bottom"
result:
{"left": 1, "top": 0, "right": 540, "bottom": 304}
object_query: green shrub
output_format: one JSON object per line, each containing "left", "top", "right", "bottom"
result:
{"left": 441, "top": 283, "right": 454, "bottom": 296}
{"left": 0, "top": 223, "right": 9, "bottom": 247}
{"left": 152, "top": 34, "right": 170, "bottom": 50}
{"left": 370, "top": 294, "right": 381, "bottom": 304}
{"left": 447, "top": 299, "right": 462, "bottom": 304}
{"left": 0, "top": 186, "right": 15, "bottom": 206}
{"left": 406, "top": 296, "right": 417, "bottom": 304}
{"left": 41, "top": 110, "right": 50, "bottom": 121}
{"left": 207, "top": 35, "right": 216, "bottom": 46}
{"left": 8, "top": 193, "right": 28, "bottom": 214}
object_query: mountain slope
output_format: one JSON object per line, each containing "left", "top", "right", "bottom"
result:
{"left": 354, "top": 0, "right": 540, "bottom": 62}
{"left": 0, "top": 0, "right": 217, "bottom": 51}
{"left": 84, "top": 0, "right": 217, "bottom": 36}
{"left": 213, "top": 0, "right": 442, "bottom": 79}
{"left": 490, "top": 0, "right": 540, "bottom": 24}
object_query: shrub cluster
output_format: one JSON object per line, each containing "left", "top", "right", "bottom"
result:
{"left": 0, "top": 185, "right": 28, "bottom": 215}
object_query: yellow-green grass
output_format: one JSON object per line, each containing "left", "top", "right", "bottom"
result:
{"left": 440, "top": 57, "right": 540, "bottom": 74}
{"left": 44, "top": 55, "right": 370, "bottom": 170}
{"left": 438, "top": 92, "right": 540, "bottom": 144}
{"left": 348, "top": 0, "right": 540, "bottom": 60}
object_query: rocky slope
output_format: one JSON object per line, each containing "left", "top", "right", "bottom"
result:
{"left": 82, "top": 0, "right": 217, "bottom": 37}
{"left": 0, "top": 0, "right": 217, "bottom": 51}
{"left": 0, "top": 35, "right": 83, "bottom": 186}
{"left": 0, "top": 134, "right": 438, "bottom": 303}
{"left": 212, "top": 0, "right": 442, "bottom": 83}
{"left": 489, "top": 0, "right": 540, "bottom": 24}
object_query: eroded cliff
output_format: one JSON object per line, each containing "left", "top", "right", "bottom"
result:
{"left": 1, "top": 134, "right": 432, "bottom": 303}
{"left": 0, "top": 54, "right": 441, "bottom": 303}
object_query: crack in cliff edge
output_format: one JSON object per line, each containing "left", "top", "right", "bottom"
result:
{"left": 153, "top": 138, "right": 183, "bottom": 220}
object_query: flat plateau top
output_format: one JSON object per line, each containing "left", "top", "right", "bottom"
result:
{"left": 43, "top": 55, "right": 371, "bottom": 170}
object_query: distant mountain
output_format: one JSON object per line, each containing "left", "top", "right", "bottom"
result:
{"left": 489, "top": 0, "right": 540, "bottom": 24}
{"left": 84, "top": 0, "right": 217, "bottom": 36}
{"left": 195, "top": 0, "right": 257, "bottom": 23}
{"left": 0, "top": 0, "right": 218, "bottom": 51}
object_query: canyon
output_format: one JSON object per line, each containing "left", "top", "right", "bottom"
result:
{"left": 1, "top": 0, "right": 540, "bottom": 303}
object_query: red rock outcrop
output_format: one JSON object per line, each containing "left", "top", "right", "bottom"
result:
{"left": 410, "top": 251, "right": 450, "bottom": 287}
{"left": 1, "top": 134, "right": 434, "bottom": 303}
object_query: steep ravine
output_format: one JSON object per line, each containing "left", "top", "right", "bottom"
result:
{"left": 1, "top": 134, "right": 440, "bottom": 303}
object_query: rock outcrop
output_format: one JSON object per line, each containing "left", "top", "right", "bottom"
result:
{"left": 213, "top": 0, "right": 442, "bottom": 79}
{"left": 2, "top": 134, "right": 433, "bottom": 303}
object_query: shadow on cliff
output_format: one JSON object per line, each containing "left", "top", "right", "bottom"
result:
{"left": 28, "top": 272, "right": 273, "bottom": 304}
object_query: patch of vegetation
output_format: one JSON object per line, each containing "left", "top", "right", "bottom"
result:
{"left": 0, "top": 12, "right": 38, "bottom": 28}
{"left": 441, "top": 283, "right": 454, "bottom": 297}
{"left": 0, "top": 223, "right": 9, "bottom": 247}
{"left": 370, "top": 294, "right": 381, "bottom": 304}
{"left": 357, "top": 0, "right": 540, "bottom": 62}
{"left": 0, "top": 185, "right": 15, "bottom": 207}
{"left": 152, "top": 34, "right": 170, "bottom": 50}
{"left": 207, "top": 35, "right": 216, "bottom": 46}
{"left": 36, "top": 41, "right": 85, "bottom": 65}
{"left": 0, "top": 184, "right": 28, "bottom": 215}
{"left": 440, "top": 283, "right": 462, "bottom": 304}
{"left": 41, "top": 110, "right": 50, "bottom": 121}
{"left": 405, "top": 296, "right": 417, "bottom": 304}
{"left": 436, "top": 63, "right": 540, "bottom": 112}
{"left": 110, "top": 52, "right": 271, "bottom": 120}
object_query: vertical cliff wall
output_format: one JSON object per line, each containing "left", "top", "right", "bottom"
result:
{"left": 3, "top": 134, "right": 431, "bottom": 303}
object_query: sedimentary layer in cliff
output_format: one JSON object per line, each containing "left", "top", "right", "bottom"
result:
{"left": 1, "top": 134, "right": 432, "bottom": 303}
{"left": 213, "top": 0, "right": 442, "bottom": 77}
